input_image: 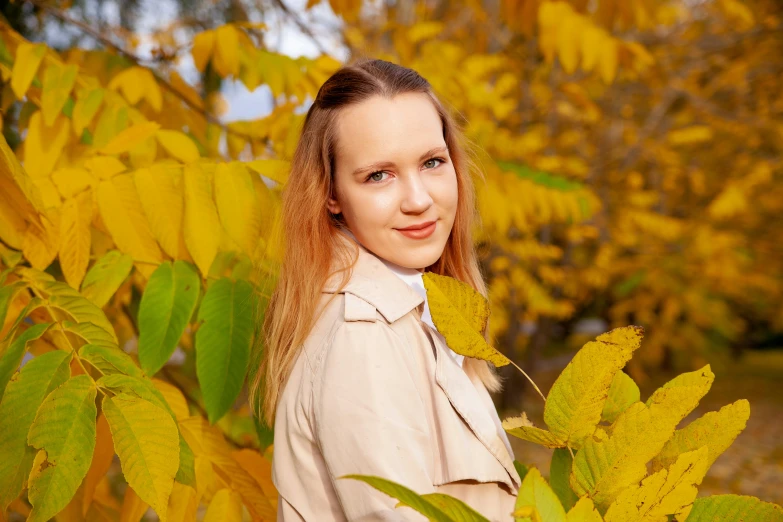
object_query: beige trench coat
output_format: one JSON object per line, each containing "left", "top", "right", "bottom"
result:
{"left": 272, "top": 234, "right": 521, "bottom": 521}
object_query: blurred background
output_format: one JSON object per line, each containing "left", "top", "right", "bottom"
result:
{"left": 2, "top": 0, "right": 782, "bottom": 508}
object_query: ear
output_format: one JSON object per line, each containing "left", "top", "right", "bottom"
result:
{"left": 326, "top": 195, "right": 341, "bottom": 215}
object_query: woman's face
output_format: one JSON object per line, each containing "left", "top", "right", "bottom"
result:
{"left": 328, "top": 92, "right": 459, "bottom": 271}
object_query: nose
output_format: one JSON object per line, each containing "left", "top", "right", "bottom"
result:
{"left": 399, "top": 172, "right": 434, "bottom": 214}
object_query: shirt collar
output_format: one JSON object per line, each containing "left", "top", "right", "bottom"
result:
{"left": 321, "top": 230, "right": 425, "bottom": 324}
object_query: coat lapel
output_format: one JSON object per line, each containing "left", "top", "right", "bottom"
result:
{"left": 427, "top": 325, "right": 521, "bottom": 490}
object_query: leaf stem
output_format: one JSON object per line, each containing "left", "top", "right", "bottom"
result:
{"left": 508, "top": 358, "right": 547, "bottom": 403}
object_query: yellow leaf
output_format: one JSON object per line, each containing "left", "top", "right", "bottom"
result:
{"left": 213, "top": 25, "right": 240, "bottom": 77}
{"left": 81, "top": 413, "right": 115, "bottom": 517}
{"left": 119, "top": 485, "right": 149, "bottom": 522}
{"left": 11, "top": 43, "right": 46, "bottom": 99}
{"left": 41, "top": 62, "right": 78, "bottom": 126}
{"left": 651, "top": 399, "right": 750, "bottom": 474}
{"left": 85, "top": 156, "right": 127, "bottom": 180}
{"left": 571, "top": 366, "right": 714, "bottom": 510}
{"left": 667, "top": 126, "right": 714, "bottom": 146}
{"left": 51, "top": 167, "right": 96, "bottom": 198}
{"left": 566, "top": 497, "right": 602, "bottom": 522}
{"left": 599, "top": 37, "right": 618, "bottom": 84}
{"left": 23, "top": 209, "right": 60, "bottom": 270}
{"left": 96, "top": 173, "right": 163, "bottom": 278}
{"left": 214, "top": 162, "right": 263, "bottom": 255}
{"left": 514, "top": 467, "right": 567, "bottom": 522}
{"left": 180, "top": 416, "right": 276, "bottom": 520}
{"left": 580, "top": 25, "right": 604, "bottom": 73}
{"left": 604, "top": 446, "right": 709, "bottom": 522}
{"left": 59, "top": 191, "right": 93, "bottom": 289}
{"left": 72, "top": 88, "right": 105, "bottom": 137}
{"left": 246, "top": 158, "right": 290, "bottom": 185}
{"left": 108, "top": 66, "right": 162, "bottom": 112}
{"left": 544, "top": 326, "right": 644, "bottom": 449}
{"left": 156, "top": 130, "right": 200, "bottom": 163}
{"left": 100, "top": 121, "right": 161, "bottom": 155}
{"left": 152, "top": 378, "right": 190, "bottom": 421}
{"left": 165, "top": 482, "right": 199, "bottom": 522}
{"left": 191, "top": 30, "right": 216, "bottom": 73}
{"left": 601, "top": 371, "right": 641, "bottom": 424}
{"left": 232, "top": 449, "right": 278, "bottom": 513}
{"left": 24, "top": 111, "right": 70, "bottom": 179}
{"left": 134, "top": 164, "right": 190, "bottom": 260}
{"left": 102, "top": 393, "right": 179, "bottom": 522}
{"left": 557, "top": 12, "right": 581, "bottom": 74}
{"left": 129, "top": 134, "right": 158, "bottom": 168}
{"left": 92, "top": 100, "right": 129, "bottom": 150}
{"left": 204, "top": 488, "right": 243, "bottom": 522}
{"left": 33, "top": 177, "right": 61, "bottom": 208}
{"left": 0, "top": 190, "right": 27, "bottom": 249}
{"left": 0, "top": 132, "right": 47, "bottom": 218}
{"left": 503, "top": 413, "right": 566, "bottom": 448}
{"left": 422, "top": 271, "right": 510, "bottom": 367}
{"left": 183, "top": 163, "right": 221, "bottom": 277}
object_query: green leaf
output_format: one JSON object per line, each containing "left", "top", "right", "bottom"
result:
{"left": 138, "top": 260, "right": 200, "bottom": 375}
{"left": 253, "top": 413, "right": 274, "bottom": 451}
{"left": 601, "top": 371, "right": 640, "bottom": 424}
{"left": 81, "top": 250, "right": 134, "bottom": 308}
{"left": 515, "top": 467, "right": 566, "bottom": 522}
{"left": 62, "top": 320, "right": 118, "bottom": 351}
{"left": 682, "top": 495, "right": 783, "bottom": 522}
{"left": 26, "top": 374, "right": 98, "bottom": 522}
{"left": 0, "top": 350, "right": 71, "bottom": 512}
{"left": 550, "top": 448, "right": 578, "bottom": 511}
{"left": 341, "top": 474, "right": 454, "bottom": 521}
{"left": 497, "top": 161, "right": 584, "bottom": 192}
{"left": 571, "top": 366, "right": 714, "bottom": 511}
{"left": 0, "top": 322, "right": 52, "bottom": 403}
{"left": 418, "top": 493, "right": 491, "bottom": 521}
{"left": 422, "top": 272, "right": 510, "bottom": 367}
{"left": 43, "top": 280, "right": 117, "bottom": 342}
{"left": 514, "top": 460, "right": 530, "bottom": 482}
{"left": 651, "top": 399, "right": 750, "bottom": 474}
{"left": 79, "top": 343, "right": 145, "bottom": 378}
{"left": 196, "top": 277, "right": 255, "bottom": 423}
{"left": 103, "top": 392, "right": 180, "bottom": 521}
{"left": 544, "top": 326, "right": 644, "bottom": 449}
{"left": 175, "top": 434, "right": 196, "bottom": 487}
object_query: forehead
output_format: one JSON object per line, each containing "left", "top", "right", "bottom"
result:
{"left": 334, "top": 93, "right": 444, "bottom": 165}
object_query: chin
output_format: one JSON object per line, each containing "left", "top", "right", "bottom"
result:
{"left": 388, "top": 241, "right": 446, "bottom": 269}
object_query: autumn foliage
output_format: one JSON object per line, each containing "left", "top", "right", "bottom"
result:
{"left": 0, "top": 0, "right": 782, "bottom": 519}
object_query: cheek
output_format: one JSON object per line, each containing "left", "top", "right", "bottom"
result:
{"left": 341, "top": 187, "right": 396, "bottom": 226}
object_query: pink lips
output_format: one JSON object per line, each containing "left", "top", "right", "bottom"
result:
{"left": 396, "top": 220, "right": 436, "bottom": 239}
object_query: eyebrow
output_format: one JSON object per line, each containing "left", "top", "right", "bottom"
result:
{"left": 351, "top": 145, "right": 449, "bottom": 178}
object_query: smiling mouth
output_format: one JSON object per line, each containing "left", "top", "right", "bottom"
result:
{"left": 395, "top": 220, "right": 437, "bottom": 239}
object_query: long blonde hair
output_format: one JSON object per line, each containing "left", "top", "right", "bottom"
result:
{"left": 249, "top": 58, "right": 501, "bottom": 427}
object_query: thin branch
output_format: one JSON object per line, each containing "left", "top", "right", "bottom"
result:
{"left": 24, "top": 0, "right": 265, "bottom": 145}
{"left": 268, "top": 0, "right": 330, "bottom": 56}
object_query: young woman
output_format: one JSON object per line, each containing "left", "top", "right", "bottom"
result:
{"left": 249, "top": 58, "right": 520, "bottom": 521}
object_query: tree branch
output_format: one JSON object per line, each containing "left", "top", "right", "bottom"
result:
{"left": 24, "top": 0, "right": 266, "bottom": 145}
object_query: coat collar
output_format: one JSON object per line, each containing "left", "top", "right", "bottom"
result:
{"left": 321, "top": 231, "right": 425, "bottom": 324}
